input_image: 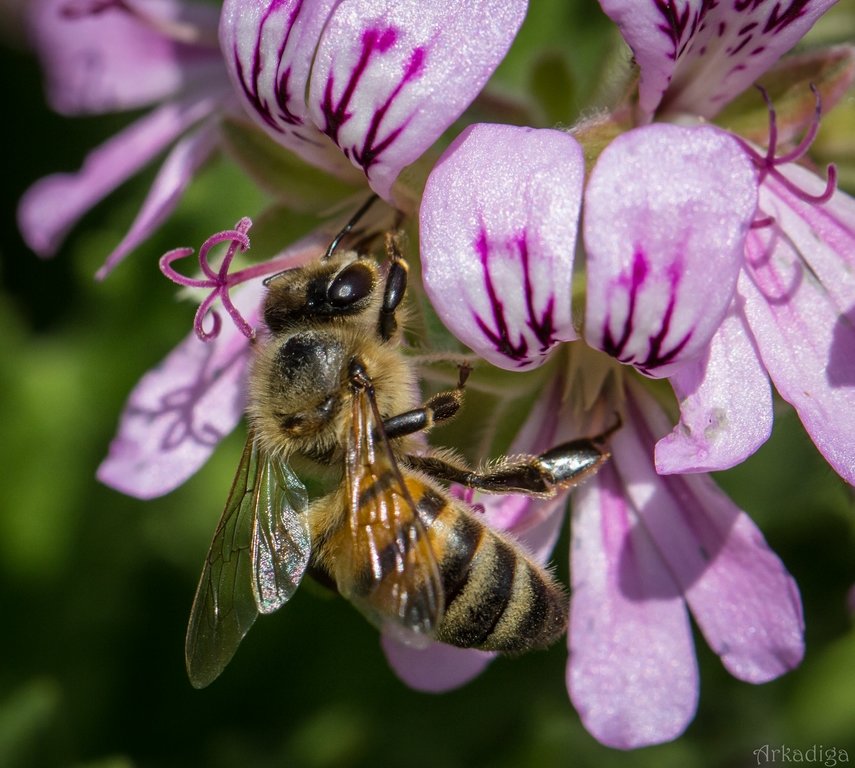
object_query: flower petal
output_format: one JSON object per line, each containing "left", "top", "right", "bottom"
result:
{"left": 219, "top": 0, "right": 356, "bottom": 177}
{"left": 620, "top": 381, "right": 805, "bottom": 683}
{"left": 421, "top": 124, "right": 583, "bottom": 370}
{"left": 664, "top": 0, "right": 837, "bottom": 119}
{"left": 18, "top": 94, "right": 220, "bottom": 258}
{"left": 308, "top": 0, "right": 528, "bottom": 200}
{"left": 599, "top": 0, "right": 837, "bottom": 119}
{"left": 30, "top": 0, "right": 223, "bottom": 115}
{"left": 596, "top": 0, "right": 684, "bottom": 117}
{"left": 381, "top": 634, "right": 494, "bottom": 693}
{"left": 96, "top": 281, "right": 262, "bottom": 499}
{"left": 96, "top": 122, "right": 219, "bottom": 278}
{"left": 568, "top": 463, "right": 698, "bottom": 749}
{"left": 583, "top": 124, "right": 757, "bottom": 378}
{"left": 655, "top": 302, "right": 773, "bottom": 473}
{"left": 739, "top": 164, "right": 855, "bottom": 486}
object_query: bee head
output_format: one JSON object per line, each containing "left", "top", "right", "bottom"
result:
{"left": 263, "top": 252, "right": 380, "bottom": 334}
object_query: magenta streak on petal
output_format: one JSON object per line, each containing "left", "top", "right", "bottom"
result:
{"left": 653, "top": 0, "right": 694, "bottom": 60}
{"left": 728, "top": 31, "right": 753, "bottom": 56}
{"left": 351, "top": 46, "right": 425, "bottom": 173}
{"left": 602, "top": 248, "right": 648, "bottom": 361}
{"left": 602, "top": 249, "right": 693, "bottom": 374}
{"left": 469, "top": 227, "right": 559, "bottom": 366}
{"left": 642, "top": 263, "right": 694, "bottom": 374}
{"left": 759, "top": 0, "right": 811, "bottom": 34}
{"left": 275, "top": 66, "right": 303, "bottom": 126}
{"left": 471, "top": 227, "right": 528, "bottom": 363}
{"left": 234, "top": 0, "right": 304, "bottom": 132}
{"left": 319, "top": 26, "right": 424, "bottom": 174}
{"left": 320, "top": 27, "right": 389, "bottom": 145}
{"left": 519, "top": 234, "right": 558, "bottom": 353}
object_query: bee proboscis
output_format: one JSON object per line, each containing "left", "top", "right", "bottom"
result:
{"left": 185, "top": 204, "right": 614, "bottom": 689}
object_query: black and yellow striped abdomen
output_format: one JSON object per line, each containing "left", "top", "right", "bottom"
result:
{"left": 321, "top": 466, "right": 567, "bottom": 653}
{"left": 421, "top": 489, "right": 568, "bottom": 653}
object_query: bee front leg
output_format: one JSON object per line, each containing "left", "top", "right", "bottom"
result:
{"left": 406, "top": 418, "right": 619, "bottom": 497}
{"left": 381, "top": 365, "right": 471, "bottom": 440}
{"left": 378, "top": 232, "right": 408, "bottom": 342}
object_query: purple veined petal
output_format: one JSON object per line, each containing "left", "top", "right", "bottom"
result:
{"left": 96, "top": 121, "right": 220, "bottom": 278}
{"left": 30, "top": 0, "right": 224, "bottom": 115}
{"left": 421, "top": 124, "right": 583, "bottom": 371}
{"left": 308, "top": 0, "right": 528, "bottom": 200}
{"left": 97, "top": 280, "right": 264, "bottom": 499}
{"left": 596, "top": 0, "right": 688, "bottom": 118}
{"left": 739, "top": 164, "right": 855, "bottom": 486}
{"left": 618, "top": 380, "right": 805, "bottom": 683}
{"left": 662, "top": 1, "right": 837, "bottom": 119}
{"left": 599, "top": 0, "right": 837, "bottom": 120}
{"left": 381, "top": 633, "right": 495, "bottom": 693}
{"left": 567, "top": 462, "right": 698, "bottom": 749}
{"left": 583, "top": 123, "right": 757, "bottom": 379}
{"left": 219, "top": 0, "right": 359, "bottom": 178}
{"left": 18, "top": 91, "right": 222, "bottom": 258}
{"left": 655, "top": 302, "right": 773, "bottom": 473}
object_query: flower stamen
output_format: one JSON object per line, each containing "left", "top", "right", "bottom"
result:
{"left": 160, "top": 218, "right": 259, "bottom": 342}
{"left": 738, "top": 84, "right": 838, "bottom": 207}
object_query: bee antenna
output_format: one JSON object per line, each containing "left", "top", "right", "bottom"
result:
{"left": 322, "top": 195, "right": 379, "bottom": 260}
{"left": 263, "top": 195, "right": 380, "bottom": 287}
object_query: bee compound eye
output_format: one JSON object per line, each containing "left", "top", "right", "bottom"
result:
{"left": 327, "top": 262, "right": 374, "bottom": 307}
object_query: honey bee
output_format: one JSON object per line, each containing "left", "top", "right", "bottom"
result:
{"left": 185, "top": 202, "right": 614, "bottom": 689}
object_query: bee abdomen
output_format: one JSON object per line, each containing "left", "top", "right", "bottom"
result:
{"left": 434, "top": 512, "right": 567, "bottom": 653}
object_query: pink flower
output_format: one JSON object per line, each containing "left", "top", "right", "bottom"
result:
{"left": 417, "top": 0, "right": 852, "bottom": 749}
{"left": 17, "top": 0, "right": 234, "bottom": 277}
{"left": 591, "top": 0, "right": 855, "bottom": 486}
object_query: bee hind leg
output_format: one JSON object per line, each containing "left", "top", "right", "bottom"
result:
{"left": 405, "top": 418, "right": 618, "bottom": 497}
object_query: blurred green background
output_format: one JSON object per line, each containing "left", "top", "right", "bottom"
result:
{"left": 2, "top": 2, "right": 855, "bottom": 767}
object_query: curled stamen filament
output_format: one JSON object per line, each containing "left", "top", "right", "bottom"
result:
{"left": 160, "top": 218, "right": 257, "bottom": 342}
{"left": 160, "top": 219, "right": 325, "bottom": 342}
{"left": 737, "top": 84, "right": 838, "bottom": 206}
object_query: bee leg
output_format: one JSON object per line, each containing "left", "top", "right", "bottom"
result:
{"left": 406, "top": 418, "right": 619, "bottom": 497}
{"left": 379, "top": 232, "right": 408, "bottom": 341}
{"left": 381, "top": 364, "right": 471, "bottom": 440}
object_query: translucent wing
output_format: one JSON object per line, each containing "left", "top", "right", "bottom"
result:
{"left": 338, "top": 377, "right": 444, "bottom": 638}
{"left": 185, "top": 430, "right": 310, "bottom": 689}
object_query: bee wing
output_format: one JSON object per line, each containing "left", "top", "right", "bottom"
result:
{"left": 340, "top": 384, "right": 444, "bottom": 637}
{"left": 185, "top": 431, "right": 310, "bottom": 689}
